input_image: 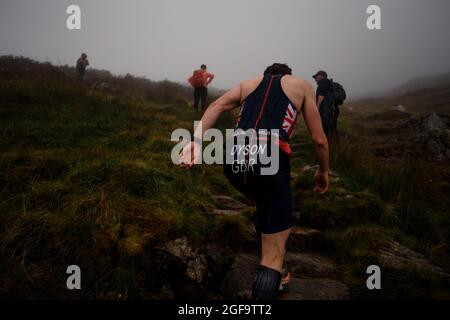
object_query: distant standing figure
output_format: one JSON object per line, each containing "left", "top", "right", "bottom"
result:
{"left": 188, "top": 64, "right": 215, "bottom": 112}
{"left": 313, "top": 70, "right": 346, "bottom": 144}
{"left": 313, "top": 70, "right": 334, "bottom": 142}
{"left": 76, "top": 53, "right": 90, "bottom": 82}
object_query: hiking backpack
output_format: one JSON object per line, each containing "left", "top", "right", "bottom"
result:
{"left": 331, "top": 81, "right": 346, "bottom": 106}
{"left": 189, "top": 70, "right": 205, "bottom": 88}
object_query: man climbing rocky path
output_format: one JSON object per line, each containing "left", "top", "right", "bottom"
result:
{"left": 156, "top": 167, "right": 450, "bottom": 300}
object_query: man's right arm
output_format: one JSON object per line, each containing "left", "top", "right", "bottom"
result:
{"left": 317, "top": 95, "right": 325, "bottom": 109}
{"left": 316, "top": 81, "right": 327, "bottom": 109}
{"left": 302, "top": 82, "right": 329, "bottom": 193}
{"left": 180, "top": 83, "right": 242, "bottom": 168}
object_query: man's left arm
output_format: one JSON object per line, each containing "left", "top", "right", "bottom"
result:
{"left": 206, "top": 73, "right": 215, "bottom": 85}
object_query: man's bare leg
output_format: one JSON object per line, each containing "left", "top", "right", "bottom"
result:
{"left": 261, "top": 229, "right": 291, "bottom": 272}
{"left": 252, "top": 229, "right": 291, "bottom": 300}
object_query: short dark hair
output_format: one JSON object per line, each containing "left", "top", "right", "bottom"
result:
{"left": 313, "top": 70, "right": 328, "bottom": 79}
{"left": 264, "top": 63, "right": 292, "bottom": 76}
{"left": 200, "top": 64, "right": 207, "bottom": 69}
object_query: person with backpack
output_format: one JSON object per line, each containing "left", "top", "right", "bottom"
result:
{"left": 76, "top": 53, "right": 90, "bottom": 82}
{"left": 329, "top": 80, "right": 346, "bottom": 143}
{"left": 312, "top": 70, "right": 346, "bottom": 144}
{"left": 179, "top": 63, "right": 329, "bottom": 300}
{"left": 188, "top": 64, "right": 215, "bottom": 112}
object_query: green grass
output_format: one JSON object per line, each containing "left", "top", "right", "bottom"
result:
{"left": 0, "top": 58, "right": 240, "bottom": 298}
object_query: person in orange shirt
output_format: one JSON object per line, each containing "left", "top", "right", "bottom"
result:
{"left": 188, "top": 64, "right": 215, "bottom": 112}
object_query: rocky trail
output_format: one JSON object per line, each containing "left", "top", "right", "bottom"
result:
{"left": 155, "top": 167, "right": 450, "bottom": 300}
{"left": 155, "top": 193, "right": 352, "bottom": 300}
{"left": 213, "top": 195, "right": 350, "bottom": 300}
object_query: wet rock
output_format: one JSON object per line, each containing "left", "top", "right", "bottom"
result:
{"left": 391, "top": 104, "right": 406, "bottom": 112}
{"left": 378, "top": 240, "right": 450, "bottom": 279}
{"left": 91, "top": 81, "right": 112, "bottom": 90}
{"left": 287, "top": 227, "right": 334, "bottom": 252}
{"left": 158, "top": 237, "right": 193, "bottom": 261}
{"left": 221, "top": 251, "right": 339, "bottom": 299}
{"left": 220, "top": 254, "right": 259, "bottom": 299}
{"left": 278, "top": 278, "right": 350, "bottom": 300}
{"left": 186, "top": 256, "right": 208, "bottom": 284}
{"left": 206, "top": 243, "right": 228, "bottom": 266}
{"left": 213, "top": 195, "right": 248, "bottom": 211}
{"left": 284, "top": 252, "right": 336, "bottom": 276}
{"left": 210, "top": 209, "right": 241, "bottom": 216}
{"left": 395, "top": 113, "right": 450, "bottom": 162}
{"left": 159, "top": 285, "right": 175, "bottom": 300}
{"left": 157, "top": 237, "right": 209, "bottom": 284}
{"left": 333, "top": 188, "right": 357, "bottom": 202}
{"left": 99, "top": 82, "right": 110, "bottom": 90}
{"left": 422, "top": 112, "right": 447, "bottom": 132}
{"left": 425, "top": 130, "right": 450, "bottom": 162}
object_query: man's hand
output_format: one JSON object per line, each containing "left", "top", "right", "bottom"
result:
{"left": 317, "top": 95, "right": 325, "bottom": 109}
{"left": 179, "top": 141, "right": 201, "bottom": 169}
{"left": 314, "top": 168, "right": 329, "bottom": 194}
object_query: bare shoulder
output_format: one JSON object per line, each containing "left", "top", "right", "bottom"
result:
{"left": 240, "top": 75, "right": 264, "bottom": 88}
{"left": 239, "top": 75, "right": 264, "bottom": 102}
{"left": 281, "top": 75, "right": 313, "bottom": 110}
{"left": 282, "top": 75, "right": 313, "bottom": 91}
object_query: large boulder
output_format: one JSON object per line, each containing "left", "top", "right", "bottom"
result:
{"left": 395, "top": 113, "right": 450, "bottom": 162}
{"left": 157, "top": 237, "right": 209, "bottom": 285}
{"left": 422, "top": 112, "right": 447, "bottom": 132}
{"left": 220, "top": 254, "right": 258, "bottom": 299}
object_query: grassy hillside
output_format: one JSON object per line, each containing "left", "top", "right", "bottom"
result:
{"left": 0, "top": 56, "right": 236, "bottom": 298}
{"left": 0, "top": 56, "right": 449, "bottom": 299}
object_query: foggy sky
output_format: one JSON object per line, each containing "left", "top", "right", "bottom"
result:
{"left": 1, "top": 0, "right": 450, "bottom": 97}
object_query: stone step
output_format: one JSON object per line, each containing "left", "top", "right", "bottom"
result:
{"left": 286, "top": 227, "right": 335, "bottom": 252}
{"left": 284, "top": 251, "right": 336, "bottom": 277}
{"left": 220, "top": 252, "right": 340, "bottom": 299}
{"left": 278, "top": 278, "right": 350, "bottom": 300}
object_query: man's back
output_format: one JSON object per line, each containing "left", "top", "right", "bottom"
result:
{"left": 239, "top": 75, "right": 311, "bottom": 113}
{"left": 189, "top": 69, "right": 214, "bottom": 88}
